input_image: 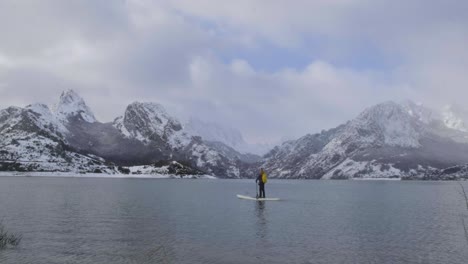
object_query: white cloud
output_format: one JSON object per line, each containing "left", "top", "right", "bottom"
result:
{"left": 230, "top": 59, "right": 255, "bottom": 76}
{"left": 170, "top": 56, "right": 411, "bottom": 142}
{"left": 1, "top": 0, "right": 468, "bottom": 144}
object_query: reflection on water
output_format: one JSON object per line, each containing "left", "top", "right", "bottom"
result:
{"left": 0, "top": 178, "right": 468, "bottom": 264}
{"left": 255, "top": 201, "right": 268, "bottom": 239}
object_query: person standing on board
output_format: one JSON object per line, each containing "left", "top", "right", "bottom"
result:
{"left": 256, "top": 168, "right": 268, "bottom": 198}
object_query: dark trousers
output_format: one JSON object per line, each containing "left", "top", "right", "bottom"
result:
{"left": 258, "top": 184, "right": 265, "bottom": 198}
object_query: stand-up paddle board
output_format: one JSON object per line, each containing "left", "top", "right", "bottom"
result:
{"left": 237, "top": 194, "right": 280, "bottom": 201}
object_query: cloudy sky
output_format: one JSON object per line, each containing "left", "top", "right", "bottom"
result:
{"left": 1, "top": 0, "right": 467, "bottom": 144}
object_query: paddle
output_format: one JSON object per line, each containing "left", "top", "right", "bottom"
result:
{"left": 256, "top": 181, "right": 259, "bottom": 199}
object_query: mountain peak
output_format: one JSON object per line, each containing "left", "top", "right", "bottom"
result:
{"left": 125, "top": 101, "right": 182, "bottom": 130}
{"left": 358, "top": 101, "right": 404, "bottom": 121}
{"left": 53, "top": 89, "right": 96, "bottom": 123}
{"left": 59, "top": 89, "right": 82, "bottom": 103}
{"left": 114, "top": 101, "right": 184, "bottom": 144}
{"left": 352, "top": 101, "right": 421, "bottom": 148}
{"left": 127, "top": 101, "right": 169, "bottom": 116}
{"left": 400, "top": 100, "right": 436, "bottom": 124}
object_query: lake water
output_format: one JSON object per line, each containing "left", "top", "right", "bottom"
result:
{"left": 0, "top": 177, "right": 468, "bottom": 264}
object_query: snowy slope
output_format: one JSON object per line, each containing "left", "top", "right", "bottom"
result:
{"left": 52, "top": 89, "right": 96, "bottom": 123}
{"left": 250, "top": 101, "right": 468, "bottom": 179}
{"left": 0, "top": 98, "right": 211, "bottom": 176}
{"left": 25, "top": 103, "right": 69, "bottom": 137}
{"left": 400, "top": 101, "right": 437, "bottom": 125}
{"left": 1, "top": 105, "right": 66, "bottom": 141}
{"left": 3, "top": 89, "right": 468, "bottom": 180}
{"left": 0, "top": 105, "right": 109, "bottom": 173}
{"left": 347, "top": 101, "right": 422, "bottom": 148}
{"left": 112, "top": 102, "right": 244, "bottom": 178}
{"left": 113, "top": 102, "right": 191, "bottom": 149}
{"left": 1, "top": 90, "right": 244, "bottom": 177}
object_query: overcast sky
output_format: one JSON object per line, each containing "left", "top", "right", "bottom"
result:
{"left": 1, "top": 0, "right": 467, "bottom": 144}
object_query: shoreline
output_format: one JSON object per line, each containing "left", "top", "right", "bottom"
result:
{"left": 351, "top": 177, "right": 402, "bottom": 181}
{"left": 0, "top": 172, "right": 217, "bottom": 179}
{"left": 0, "top": 172, "right": 466, "bottom": 181}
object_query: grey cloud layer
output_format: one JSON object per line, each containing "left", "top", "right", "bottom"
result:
{"left": 1, "top": 0, "right": 467, "bottom": 143}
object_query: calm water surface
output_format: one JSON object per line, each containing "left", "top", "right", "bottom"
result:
{"left": 0, "top": 177, "right": 468, "bottom": 264}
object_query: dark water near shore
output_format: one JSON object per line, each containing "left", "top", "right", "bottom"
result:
{"left": 0, "top": 177, "right": 468, "bottom": 264}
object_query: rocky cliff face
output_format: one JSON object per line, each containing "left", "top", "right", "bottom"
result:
{"left": 2, "top": 90, "right": 468, "bottom": 179}
{"left": 53, "top": 89, "right": 97, "bottom": 123}
{"left": 0, "top": 90, "right": 245, "bottom": 177}
{"left": 248, "top": 101, "right": 468, "bottom": 179}
{"left": 0, "top": 103, "right": 109, "bottom": 173}
{"left": 111, "top": 102, "right": 243, "bottom": 178}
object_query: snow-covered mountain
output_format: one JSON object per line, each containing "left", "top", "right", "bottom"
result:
{"left": 52, "top": 89, "right": 97, "bottom": 123}
{"left": 0, "top": 90, "right": 250, "bottom": 177}
{"left": 2, "top": 90, "right": 468, "bottom": 180}
{"left": 401, "top": 100, "right": 437, "bottom": 125}
{"left": 110, "top": 102, "right": 246, "bottom": 177}
{"left": 246, "top": 101, "right": 468, "bottom": 179}
{"left": 114, "top": 102, "right": 190, "bottom": 150}
{"left": 0, "top": 103, "right": 109, "bottom": 173}
{"left": 185, "top": 118, "right": 274, "bottom": 155}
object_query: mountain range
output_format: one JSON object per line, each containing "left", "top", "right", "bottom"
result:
{"left": 250, "top": 101, "right": 468, "bottom": 180}
{"left": 1, "top": 90, "right": 468, "bottom": 180}
{"left": 0, "top": 90, "right": 248, "bottom": 178}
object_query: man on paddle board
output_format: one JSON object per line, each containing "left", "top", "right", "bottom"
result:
{"left": 256, "top": 168, "right": 267, "bottom": 198}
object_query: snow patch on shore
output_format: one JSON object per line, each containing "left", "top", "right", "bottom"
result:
{"left": 0, "top": 171, "right": 217, "bottom": 179}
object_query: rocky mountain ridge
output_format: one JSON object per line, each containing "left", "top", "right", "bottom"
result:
{"left": 1, "top": 90, "right": 468, "bottom": 180}
{"left": 247, "top": 101, "right": 468, "bottom": 179}
{"left": 0, "top": 90, "right": 251, "bottom": 177}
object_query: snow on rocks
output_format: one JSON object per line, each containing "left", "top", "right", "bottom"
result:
{"left": 52, "top": 89, "right": 97, "bottom": 123}
{"left": 0, "top": 134, "right": 109, "bottom": 173}
{"left": 25, "top": 103, "right": 68, "bottom": 137}
{"left": 256, "top": 101, "right": 468, "bottom": 180}
{"left": 3, "top": 88, "right": 468, "bottom": 180}
{"left": 0, "top": 90, "right": 238, "bottom": 178}
{"left": 113, "top": 101, "right": 191, "bottom": 148}
{"left": 322, "top": 158, "right": 403, "bottom": 179}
